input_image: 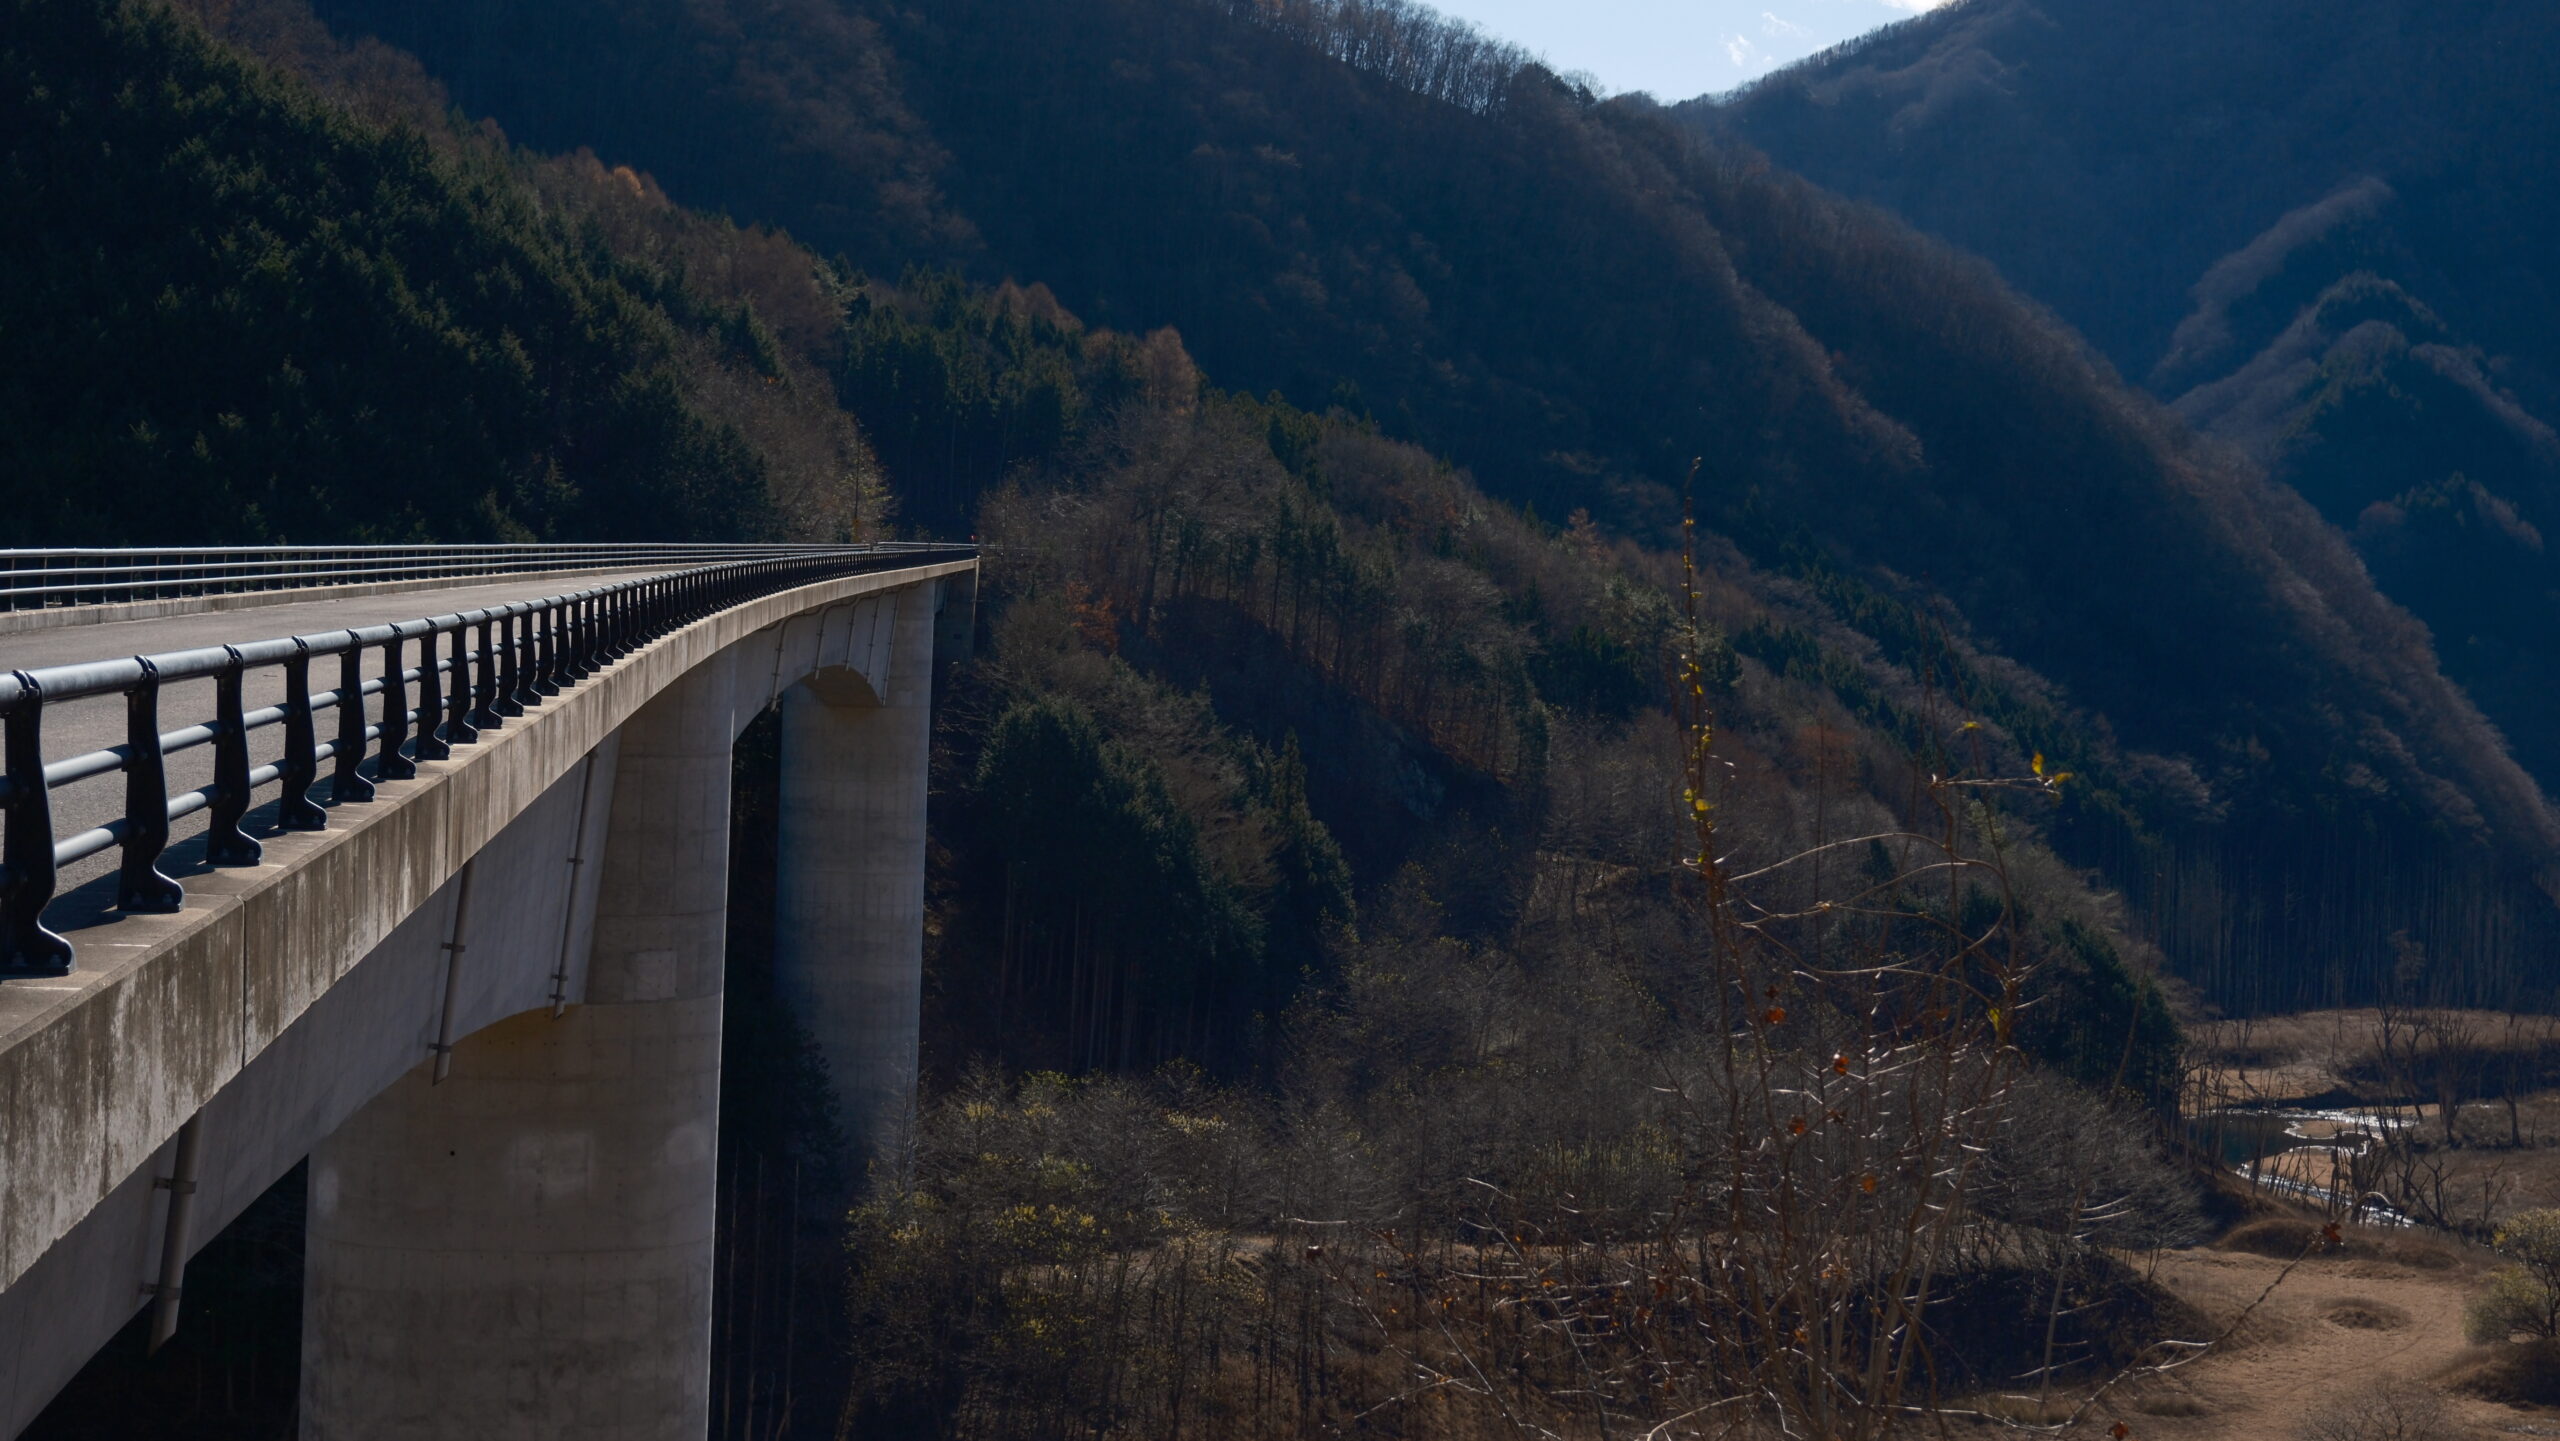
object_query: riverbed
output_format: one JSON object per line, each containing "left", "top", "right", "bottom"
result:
{"left": 2187, "top": 1107, "right": 2413, "bottom": 1223}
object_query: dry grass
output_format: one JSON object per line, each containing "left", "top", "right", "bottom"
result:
{"left": 2186, "top": 1008, "right": 2560, "bottom": 1110}
{"left": 1977, "top": 1219, "right": 2532, "bottom": 1439}
{"left": 2442, "top": 1338, "right": 2560, "bottom": 1407}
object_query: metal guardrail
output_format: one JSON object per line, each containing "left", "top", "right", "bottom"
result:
{"left": 0, "top": 543, "right": 975, "bottom": 975}
{"left": 0, "top": 543, "right": 875, "bottom": 611}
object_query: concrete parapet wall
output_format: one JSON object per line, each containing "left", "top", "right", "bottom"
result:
{"left": 0, "top": 752, "right": 617, "bottom": 1437}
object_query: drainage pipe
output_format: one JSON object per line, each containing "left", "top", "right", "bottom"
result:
{"left": 549, "top": 751, "right": 599, "bottom": 1018}
{"left": 145, "top": 1113, "right": 205, "bottom": 1355}
{"left": 429, "top": 861, "right": 477, "bottom": 1084}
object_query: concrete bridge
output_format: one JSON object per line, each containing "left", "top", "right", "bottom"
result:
{"left": 0, "top": 543, "right": 977, "bottom": 1438}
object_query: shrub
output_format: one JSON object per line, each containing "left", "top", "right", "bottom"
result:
{"left": 2469, "top": 1266, "right": 2557, "bottom": 1343}
{"left": 2466, "top": 1208, "right": 2560, "bottom": 1342}
{"left": 2295, "top": 1378, "right": 2452, "bottom": 1441}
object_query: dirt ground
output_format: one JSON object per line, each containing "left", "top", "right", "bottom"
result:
{"left": 1963, "top": 1228, "right": 2560, "bottom": 1440}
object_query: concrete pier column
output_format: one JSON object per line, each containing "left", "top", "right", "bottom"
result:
{"left": 775, "top": 581, "right": 939, "bottom": 1184}
{"left": 299, "top": 659, "right": 735, "bottom": 1441}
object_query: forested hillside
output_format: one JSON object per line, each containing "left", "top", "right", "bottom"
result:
{"left": 0, "top": 0, "right": 885, "bottom": 543}
{"left": 271, "top": 0, "right": 2560, "bottom": 1007}
{"left": 1702, "top": 0, "right": 2560, "bottom": 790}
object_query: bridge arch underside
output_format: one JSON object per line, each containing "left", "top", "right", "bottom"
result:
{"left": 0, "top": 565, "right": 968, "bottom": 1439}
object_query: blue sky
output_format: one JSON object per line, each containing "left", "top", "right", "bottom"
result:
{"left": 1429, "top": 0, "right": 1953, "bottom": 101}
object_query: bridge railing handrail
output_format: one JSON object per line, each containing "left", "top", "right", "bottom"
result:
{"left": 0, "top": 542, "right": 975, "bottom": 976}
{"left": 0, "top": 542, "right": 951, "bottom": 610}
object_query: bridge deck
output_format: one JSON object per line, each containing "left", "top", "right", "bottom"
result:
{"left": 0, "top": 568, "right": 683, "bottom": 921}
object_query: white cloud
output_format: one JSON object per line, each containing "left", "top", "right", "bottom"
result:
{"left": 1879, "top": 0, "right": 1958, "bottom": 11}
{"left": 1724, "top": 32, "right": 1759, "bottom": 67}
{"left": 1761, "top": 10, "right": 1811, "bottom": 39}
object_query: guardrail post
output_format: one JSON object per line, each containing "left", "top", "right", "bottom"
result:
{"left": 1, "top": 677, "right": 73, "bottom": 975}
{"left": 491, "top": 613, "right": 522, "bottom": 718}
{"left": 561, "top": 595, "right": 588, "bottom": 678}
{"left": 414, "top": 622, "right": 452, "bottom": 761}
{"left": 332, "top": 644, "right": 376, "bottom": 804}
{"left": 470, "top": 619, "right": 503, "bottom": 730}
{"left": 207, "top": 648, "right": 262, "bottom": 866}
{"left": 378, "top": 625, "right": 416, "bottom": 781}
{"left": 445, "top": 624, "right": 479, "bottom": 746}
{"left": 119, "top": 658, "right": 186, "bottom": 912}
{"left": 534, "top": 602, "right": 562, "bottom": 696}
{"left": 506, "top": 610, "right": 538, "bottom": 710}
{"left": 278, "top": 643, "right": 327, "bottom": 831}
{"left": 554, "top": 598, "right": 578, "bottom": 682}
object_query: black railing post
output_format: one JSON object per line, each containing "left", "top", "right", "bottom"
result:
{"left": 415, "top": 622, "right": 451, "bottom": 761}
{"left": 562, "top": 595, "right": 588, "bottom": 677}
{"left": 535, "top": 602, "right": 562, "bottom": 695}
{"left": 446, "top": 624, "right": 479, "bottom": 746}
{"left": 118, "top": 659, "right": 185, "bottom": 912}
{"left": 1, "top": 678, "right": 73, "bottom": 975}
{"left": 493, "top": 611, "right": 524, "bottom": 718}
{"left": 207, "top": 648, "right": 262, "bottom": 866}
{"left": 560, "top": 596, "right": 587, "bottom": 680}
{"left": 332, "top": 643, "right": 375, "bottom": 804}
{"left": 378, "top": 625, "right": 416, "bottom": 781}
{"left": 508, "top": 609, "right": 540, "bottom": 709}
{"left": 278, "top": 642, "right": 326, "bottom": 831}
{"left": 612, "top": 587, "right": 634, "bottom": 658}
{"left": 471, "top": 618, "right": 503, "bottom": 730}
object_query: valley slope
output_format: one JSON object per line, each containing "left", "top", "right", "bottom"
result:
{"left": 1703, "top": 0, "right": 2560, "bottom": 792}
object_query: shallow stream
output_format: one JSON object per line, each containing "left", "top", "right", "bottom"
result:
{"left": 2186, "top": 1108, "right": 2413, "bottom": 1224}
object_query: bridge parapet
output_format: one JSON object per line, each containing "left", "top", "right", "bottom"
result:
{"left": 0, "top": 548, "right": 975, "bottom": 1439}
{"left": 0, "top": 545, "right": 969, "bottom": 978}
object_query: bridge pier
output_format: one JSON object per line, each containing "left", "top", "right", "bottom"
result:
{"left": 774, "top": 581, "right": 937, "bottom": 1184}
{"left": 298, "top": 660, "right": 735, "bottom": 1441}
